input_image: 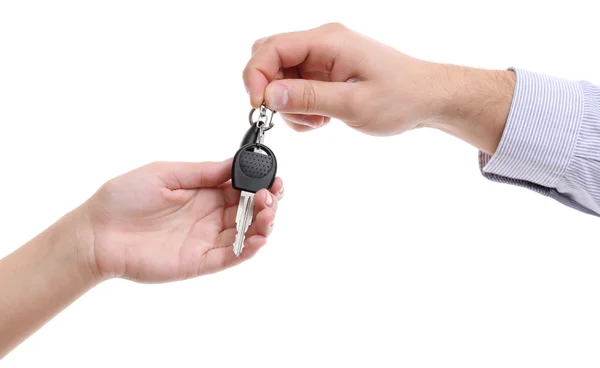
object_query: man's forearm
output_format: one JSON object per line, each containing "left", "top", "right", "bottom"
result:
{"left": 0, "top": 205, "right": 99, "bottom": 358}
{"left": 427, "top": 64, "right": 600, "bottom": 216}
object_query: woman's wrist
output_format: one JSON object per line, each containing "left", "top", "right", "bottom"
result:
{"left": 0, "top": 203, "right": 101, "bottom": 357}
{"left": 54, "top": 202, "right": 102, "bottom": 287}
{"left": 73, "top": 202, "right": 103, "bottom": 285}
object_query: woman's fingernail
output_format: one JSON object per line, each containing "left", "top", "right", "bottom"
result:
{"left": 266, "top": 193, "right": 273, "bottom": 206}
{"left": 268, "top": 83, "right": 288, "bottom": 110}
{"left": 248, "top": 236, "right": 262, "bottom": 247}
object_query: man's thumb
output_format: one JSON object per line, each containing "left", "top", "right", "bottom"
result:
{"left": 264, "top": 79, "right": 356, "bottom": 120}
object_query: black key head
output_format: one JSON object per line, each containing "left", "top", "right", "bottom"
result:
{"left": 240, "top": 123, "right": 260, "bottom": 147}
{"left": 232, "top": 143, "right": 277, "bottom": 193}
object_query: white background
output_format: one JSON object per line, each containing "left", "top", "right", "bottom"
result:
{"left": 1, "top": 1, "right": 599, "bottom": 367}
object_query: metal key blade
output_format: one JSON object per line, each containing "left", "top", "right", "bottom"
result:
{"left": 233, "top": 191, "right": 255, "bottom": 257}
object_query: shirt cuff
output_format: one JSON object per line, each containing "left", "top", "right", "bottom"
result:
{"left": 479, "top": 68, "right": 584, "bottom": 188}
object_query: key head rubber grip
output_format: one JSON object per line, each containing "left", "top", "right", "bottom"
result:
{"left": 232, "top": 143, "right": 277, "bottom": 193}
{"left": 240, "top": 124, "right": 260, "bottom": 147}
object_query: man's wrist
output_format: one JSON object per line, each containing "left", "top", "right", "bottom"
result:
{"left": 427, "top": 64, "right": 516, "bottom": 155}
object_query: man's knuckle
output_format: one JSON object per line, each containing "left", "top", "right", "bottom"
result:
{"left": 251, "top": 39, "right": 261, "bottom": 51}
{"left": 251, "top": 37, "right": 267, "bottom": 53}
{"left": 302, "top": 83, "right": 318, "bottom": 112}
{"left": 242, "top": 64, "right": 252, "bottom": 79}
{"left": 321, "top": 22, "right": 348, "bottom": 34}
{"left": 242, "top": 62, "right": 260, "bottom": 85}
{"left": 262, "top": 35, "right": 278, "bottom": 47}
{"left": 147, "top": 160, "right": 165, "bottom": 170}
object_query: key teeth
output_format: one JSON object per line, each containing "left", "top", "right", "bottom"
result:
{"left": 233, "top": 245, "right": 243, "bottom": 257}
{"left": 233, "top": 232, "right": 244, "bottom": 257}
{"left": 233, "top": 191, "right": 255, "bottom": 257}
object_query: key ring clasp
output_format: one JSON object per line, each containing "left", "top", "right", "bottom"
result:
{"left": 249, "top": 103, "right": 275, "bottom": 131}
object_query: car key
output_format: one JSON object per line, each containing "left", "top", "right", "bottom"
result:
{"left": 232, "top": 104, "right": 277, "bottom": 256}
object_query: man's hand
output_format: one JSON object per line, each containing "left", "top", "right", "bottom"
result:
{"left": 83, "top": 158, "right": 284, "bottom": 283}
{"left": 243, "top": 22, "right": 515, "bottom": 154}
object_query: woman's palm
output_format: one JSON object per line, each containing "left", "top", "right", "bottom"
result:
{"left": 86, "top": 160, "right": 282, "bottom": 283}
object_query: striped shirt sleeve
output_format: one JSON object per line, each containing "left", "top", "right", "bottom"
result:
{"left": 479, "top": 68, "right": 600, "bottom": 217}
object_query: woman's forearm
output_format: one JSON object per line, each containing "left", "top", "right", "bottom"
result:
{"left": 0, "top": 204, "right": 98, "bottom": 358}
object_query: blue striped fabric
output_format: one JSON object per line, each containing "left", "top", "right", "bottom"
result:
{"left": 479, "top": 68, "right": 600, "bottom": 217}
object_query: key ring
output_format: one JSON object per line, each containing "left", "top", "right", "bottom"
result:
{"left": 249, "top": 103, "right": 275, "bottom": 131}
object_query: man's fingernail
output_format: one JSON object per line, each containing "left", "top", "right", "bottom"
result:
{"left": 268, "top": 83, "right": 288, "bottom": 110}
{"left": 302, "top": 116, "right": 324, "bottom": 128}
{"left": 266, "top": 193, "right": 273, "bottom": 206}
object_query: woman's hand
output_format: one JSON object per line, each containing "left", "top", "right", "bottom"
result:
{"left": 84, "top": 158, "right": 284, "bottom": 283}
{"left": 0, "top": 158, "right": 283, "bottom": 357}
